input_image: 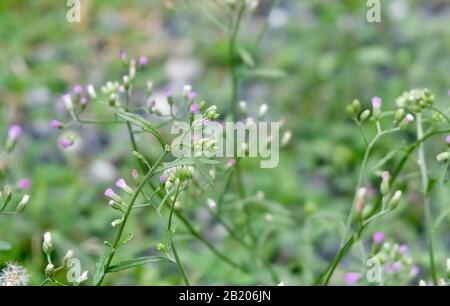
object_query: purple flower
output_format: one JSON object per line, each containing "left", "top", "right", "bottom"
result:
{"left": 119, "top": 50, "right": 126, "bottom": 61}
{"left": 446, "top": 135, "right": 450, "bottom": 145}
{"left": 188, "top": 91, "right": 197, "bottom": 102}
{"left": 80, "top": 97, "right": 89, "bottom": 105}
{"left": 372, "top": 96, "right": 382, "bottom": 109}
{"left": 115, "top": 178, "right": 132, "bottom": 193}
{"left": 410, "top": 265, "right": 420, "bottom": 277}
{"left": 345, "top": 272, "right": 359, "bottom": 285}
{"left": 139, "top": 56, "right": 149, "bottom": 66}
{"left": 51, "top": 119, "right": 62, "bottom": 129}
{"left": 104, "top": 188, "right": 117, "bottom": 199}
{"left": 18, "top": 178, "right": 32, "bottom": 190}
{"left": 73, "top": 85, "right": 83, "bottom": 95}
{"left": 190, "top": 103, "right": 199, "bottom": 114}
{"left": 8, "top": 124, "right": 22, "bottom": 140}
{"left": 202, "top": 118, "right": 211, "bottom": 126}
{"left": 373, "top": 232, "right": 385, "bottom": 245}
{"left": 60, "top": 138, "right": 73, "bottom": 149}
{"left": 399, "top": 244, "right": 409, "bottom": 255}
{"left": 159, "top": 175, "right": 167, "bottom": 185}
{"left": 164, "top": 89, "right": 173, "bottom": 97}
{"left": 228, "top": 159, "right": 237, "bottom": 167}
{"left": 388, "top": 262, "right": 403, "bottom": 273}
{"left": 448, "top": 89, "right": 450, "bottom": 97}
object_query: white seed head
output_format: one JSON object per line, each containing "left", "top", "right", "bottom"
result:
{"left": 419, "top": 279, "right": 427, "bottom": 286}
{"left": 0, "top": 262, "right": 29, "bottom": 286}
{"left": 183, "top": 85, "right": 192, "bottom": 96}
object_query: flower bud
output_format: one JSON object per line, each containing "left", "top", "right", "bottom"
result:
{"left": 380, "top": 171, "right": 390, "bottom": 196}
{"left": 239, "top": 101, "right": 247, "bottom": 116}
{"left": 74, "top": 271, "right": 88, "bottom": 286}
{"left": 345, "top": 104, "right": 355, "bottom": 118}
{"left": 281, "top": 130, "right": 292, "bottom": 147}
{"left": 87, "top": 84, "right": 97, "bottom": 99}
{"left": 436, "top": 152, "right": 450, "bottom": 162}
{"left": 122, "top": 75, "right": 130, "bottom": 91}
{"left": 359, "top": 109, "right": 371, "bottom": 122}
{"left": 16, "top": 194, "right": 30, "bottom": 213}
{"left": 388, "top": 190, "right": 402, "bottom": 210}
{"left": 2, "top": 184, "right": 12, "bottom": 206}
{"left": 45, "top": 263, "right": 55, "bottom": 277}
{"left": 371, "top": 96, "right": 382, "bottom": 120}
{"left": 111, "top": 218, "right": 123, "bottom": 227}
{"left": 399, "top": 113, "right": 414, "bottom": 129}
{"left": 115, "top": 178, "right": 133, "bottom": 194}
{"left": 63, "top": 250, "right": 74, "bottom": 266}
{"left": 129, "top": 59, "right": 137, "bottom": 79}
{"left": 352, "top": 99, "right": 361, "bottom": 114}
{"left": 446, "top": 258, "right": 450, "bottom": 278}
{"left": 165, "top": 89, "right": 174, "bottom": 105}
{"left": 259, "top": 104, "right": 268, "bottom": 118}
{"left": 63, "top": 94, "right": 73, "bottom": 112}
{"left": 183, "top": 85, "right": 192, "bottom": 97}
{"left": 6, "top": 125, "right": 23, "bottom": 152}
{"left": 42, "top": 232, "right": 53, "bottom": 254}
{"left": 394, "top": 108, "right": 405, "bottom": 122}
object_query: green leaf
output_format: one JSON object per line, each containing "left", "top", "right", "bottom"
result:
{"left": 93, "top": 253, "right": 109, "bottom": 285}
{"left": 106, "top": 256, "right": 170, "bottom": 273}
{"left": 132, "top": 151, "right": 150, "bottom": 169}
{"left": 117, "top": 111, "right": 166, "bottom": 149}
{"left": 243, "top": 69, "right": 287, "bottom": 79}
{"left": 238, "top": 47, "right": 255, "bottom": 67}
{"left": 118, "top": 233, "right": 134, "bottom": 247}
{"left": 426, "top": 178, "right": 437, "bottom": 195}
{"left": 0, "top": 240, "right": 12, "bottom": 251}
{"left": 155, "top": 157, "right": 218, "bottom": 174}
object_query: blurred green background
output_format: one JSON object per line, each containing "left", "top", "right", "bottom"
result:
{"left": 0, "top": 0, "right": 449, "bottom": 285}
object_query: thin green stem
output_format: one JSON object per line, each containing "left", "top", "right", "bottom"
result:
{"left": 96, "top": 152, "right": 168, "bottom": 286}
{"left": 167, "top": 184, "right": 190, "bottom": 286}
{"left": 229, "top": 1, "right": 246, "bottom": 119}
{"left": 416, "top": 113, "right": 438, "bottom": 285}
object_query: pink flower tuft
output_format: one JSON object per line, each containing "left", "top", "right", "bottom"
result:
{"left": 345, "top": 272, "right": 359, "bottom": 285}
{"left": 104, "top": 188, "right": 117, "bottom": 199}
{"left": 371, "top": 96, "right": 382, "bottom": 109}
{"left": 159, "top": 175, "right": 167, "bottom": 184}
{"left": 139, "top": 56, "right": 149, "bottom": 66}
{"left": 60, "top": 138, "right": 73, "bottom": 149}
{"left": 190, "top": 103, "right": 199, "bottom": 114}
{"left": 373, "top": 232, "right": 385, "bottom": 245}
{"left": 73, "top": 85, "right": 83, "bottom": 95}
{"left": 51, "top": 119, "right": 62, "bottom": 129}
{"left": 18, "top": 178, "right": 32, "bottom": 190}
{"left": 8, "top": 124, "right": 22, "bottom": 140}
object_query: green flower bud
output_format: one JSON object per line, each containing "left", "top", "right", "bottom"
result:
{"left": 359, "top": 109, "right": 371, "bottom": 122}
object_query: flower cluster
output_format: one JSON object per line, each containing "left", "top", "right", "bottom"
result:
{"left": 0, "top": 262, "right": 29, "bottom": 286}
{"left": 41, "top": 232, "right": 88, "bottom": 286}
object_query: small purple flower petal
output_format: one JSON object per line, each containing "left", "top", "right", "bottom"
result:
{"left": 8, "top": 124, "right": 22, "bottom": 140}
{"left": 388, "top": 262, "right": 403, "bottom": 273}
{"left": 51, "top": 119, "right": 61, "bottom": 129}
{"left": 18, "top": 178, "right": 32, "bottom": 190}
{"left": 190, "top": 103, "right": 199, "bottom": 114}
{"left": 410, "top": 265, "right": 420, "bottom": 277}
{"left": 373, "top": 232, "right": 385, "bottom": 245}
{"left": 80, "top": 97, "right": 89, "bottom": 105}
{"left": 446, "top": 135, "right": 450, "bottom": 145}
{"left": 372, "top": 96, "right": 382, "bottom": 109}
{"left": 448, "top": 89, "right": 450, "bottom": 97}
{"left": 139, "top": 56, "right": 149, "bottom": 66}
{"left": 104, "top": 188, "right": 117, "bottom": 199}
{"left": 188, "top": 91, "right": 197, "bottom": 102}
{"left": 60, "top": 138, "right": 72, "bottom": 149}
{"left": 228, "top": 159, "right": 237, "bottom": 167}
{"left": 73, "top": 85, "right": 83, "bottom": 95}
{"left": 119, "top": 50, "right": 126, "bottom": 60}
{"left": 399, "top": 244, "right": 409, "bottom": 255}
{"left": 115, "top": 178, "right": 128, "bottom": 190}
{"left": 159, "top": 175, "right": 167, "bottom": 185}
{"left": 164, "top": 89, "right": 173, "bottom": 97}
{"left": 345, "top": 272, "right": 359, "bottom": 285}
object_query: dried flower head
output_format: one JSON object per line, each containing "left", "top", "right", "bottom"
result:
{"left": 0, "top": 262, "right": 29, "bottom": 286}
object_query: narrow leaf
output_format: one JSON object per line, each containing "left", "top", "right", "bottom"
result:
{"left": 117, "top": 112, "right": 166, "bottom": 148}
{"left": 106, "top": 256, "right": 170, "bottom": 273}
